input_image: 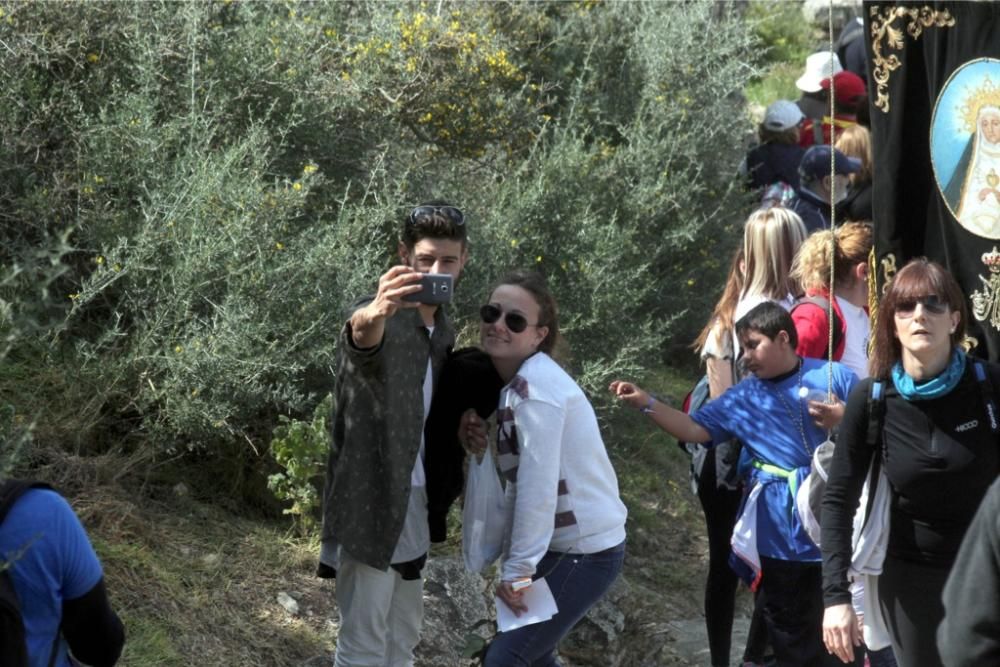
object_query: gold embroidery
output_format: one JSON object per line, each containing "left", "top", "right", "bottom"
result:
{"left": 972, "top": 246, "right": 1000, "bottom": 331}
{"left": 869, "top": 6, "right": 956, "bottom": 113}
{"left": 880, "top": 252, "right": 897, "bottom": 294}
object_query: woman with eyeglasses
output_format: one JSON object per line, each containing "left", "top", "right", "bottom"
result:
{"left": 474, "top": 271, "right": 627, "bottom": 667}
{"left": 821, "top": 259, "right": 1000, "bottom": 667}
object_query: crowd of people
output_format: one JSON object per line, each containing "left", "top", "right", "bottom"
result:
{"left": 603, "top": 47, "right": 997, "bottom": 667}
{"left": 313, "top": 192, "right": 998, "bottom": 667}
{"left": 309, "top": 40, "right": 1000, "bottom": 667}
{"left": 4, "top": 27, "right": 999, "bottom": 667}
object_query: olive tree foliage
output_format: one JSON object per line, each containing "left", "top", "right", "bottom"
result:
{"left": 0, "top": 0, "right": 761, "bottom": 456}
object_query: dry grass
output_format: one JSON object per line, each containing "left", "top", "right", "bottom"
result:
{"left": 32, "top": 448, "right": 336, "bottom": 667}
{"left": 18, "top": 362, "right": 715, "bottom": 666}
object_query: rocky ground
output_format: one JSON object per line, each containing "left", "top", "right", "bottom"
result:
{"left": 294, "top": 553, "right": 755, "bottom": 667}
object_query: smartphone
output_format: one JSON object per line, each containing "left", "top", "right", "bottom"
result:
{"left": 402, "top": 273, "right": 453, "bottom": 304}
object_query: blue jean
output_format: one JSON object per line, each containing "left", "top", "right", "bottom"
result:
{"left": 484, "top": 541, "right": 625, "bottom": 667}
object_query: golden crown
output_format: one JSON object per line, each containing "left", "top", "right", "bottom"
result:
{"left": 959, "top": 74, "right": 1000, "bottom": 133}
{"left": 982, "top": 246, "right": 1000, "bottom": 271}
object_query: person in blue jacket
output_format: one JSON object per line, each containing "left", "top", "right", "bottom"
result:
{"left": 612, "top": 301, "right": 858, "bottom": 667}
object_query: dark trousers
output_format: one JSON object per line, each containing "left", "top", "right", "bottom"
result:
{"left": 697, "top": 448, "right": 769, "bottom": 666}
{"left": 878, "top": 555, "right": 950, "bottom": 667}
{"left": 759, "top": 557, "right": 859, "bottom": 667}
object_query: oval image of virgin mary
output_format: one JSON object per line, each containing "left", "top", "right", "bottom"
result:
{"left": 933, "top": 58, "right": 1000, "bottom": 239}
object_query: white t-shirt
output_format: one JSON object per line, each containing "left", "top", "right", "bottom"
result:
{"left": 836, "top": 296, "right": 870, "bottom": 380}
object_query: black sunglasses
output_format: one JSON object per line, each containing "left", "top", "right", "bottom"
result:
{"left": 480, "top": 304, "right": 537, "bottom": 334}
{"left": 895, "top": 294, "right": 949, "bottom": 317}
{"left": 408, "top": 205, "right": 465, "bottom": 226}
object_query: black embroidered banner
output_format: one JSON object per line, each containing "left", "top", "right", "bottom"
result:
{"left": 865, "top": 2, "right": 1000, "bottom": 359}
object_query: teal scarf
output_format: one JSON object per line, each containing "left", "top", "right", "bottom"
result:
{"left": 892, "top": 347, "right": 966, "bottom": 400}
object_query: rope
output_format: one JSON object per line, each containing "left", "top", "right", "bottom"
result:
{"left": 826, "top": 1, "right": 836, "bottom": 405}
{"left": 868, "top": 246, "right": 879, "bottom": 358}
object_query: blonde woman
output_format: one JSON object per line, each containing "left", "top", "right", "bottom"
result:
{"left": 834, "top": 125, "right": 873, "bottom": 222}
{"left": 789, "top": 222, "right": 873, "bottom": 379}
{"left": 734, "top": 206, "right": 808, "bottom": 322}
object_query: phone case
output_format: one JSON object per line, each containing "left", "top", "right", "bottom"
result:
{"left": 402, "top": 273, "right": 453, "bottom": 304}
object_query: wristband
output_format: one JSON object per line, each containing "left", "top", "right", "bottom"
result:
{"left": 511, "top": 579, "right": 532, "bottom": 591}
{"left": 639, "top": 395, "right": 656, "bottom": 414}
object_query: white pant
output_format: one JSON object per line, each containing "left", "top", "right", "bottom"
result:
{"left": 333, "top": 551, "right": 424, "bottom": 667}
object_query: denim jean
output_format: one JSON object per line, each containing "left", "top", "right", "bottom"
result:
{"left": 484, "top": 541, "right": 625, "bottom": 667}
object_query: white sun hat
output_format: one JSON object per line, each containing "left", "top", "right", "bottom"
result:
{"left": 796, "top": 52, "right": 844, "bottom": 93}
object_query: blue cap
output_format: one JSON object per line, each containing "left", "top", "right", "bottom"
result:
{"left": 798, "top": 145, "right": 862, "bottom": 181}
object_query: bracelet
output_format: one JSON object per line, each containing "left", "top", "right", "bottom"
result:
{"left": 639, "top": 395, "right": 656, "bottom": 414}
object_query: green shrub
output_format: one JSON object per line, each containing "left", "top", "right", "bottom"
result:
{"left": 267, "top": 393, "right": 332, "bottom": 533}
{"left": 0, "top": 0, "right": 764, "bottom": 472}
{"left": 746, "top": 0, "right": 815, "bottom": 68}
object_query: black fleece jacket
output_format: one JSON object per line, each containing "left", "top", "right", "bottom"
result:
{"left": 424, "top": 347, "right": 504, "bottom": 543}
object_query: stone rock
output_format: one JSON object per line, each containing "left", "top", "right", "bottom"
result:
{"left": 558, "top": 576, "right": 629, "bottom": 666}
{"left": 415, "top": 555, "right": 495, "bottom": 667}
{"left": 278, "top": 591, "right": 301, "bottom": 616}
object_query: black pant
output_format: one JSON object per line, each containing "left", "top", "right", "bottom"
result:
{"left": 697, "top": 448, "right": 769, "bottom": 666}
{"left": 878, "top": 555, "right": 950, "bottom": 667}
{"left": 759, "top": 557, "right": 858, "bottom": 667}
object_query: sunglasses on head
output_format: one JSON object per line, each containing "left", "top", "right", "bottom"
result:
{"left": 895, "top": 294, "right": 949, "bottom": 317}
{"left": 408, "top": 205, "right": 465, "bottom": 227}
{"left": 480, "top": 304, "right": 537, "bottom": 334}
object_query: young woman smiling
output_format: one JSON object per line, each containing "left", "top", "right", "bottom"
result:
{"left": 821, "top": 259, "right": 1000, "bottom": 667}
{"left": 478, "top": 271, "right": 627, "bottom": 667}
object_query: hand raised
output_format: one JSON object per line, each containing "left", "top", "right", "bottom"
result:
{"left": 608, "top": 380, "right": 649, "bottom": 410}
{"left": 368, "top": 265, "right": 423, "bottom": 319}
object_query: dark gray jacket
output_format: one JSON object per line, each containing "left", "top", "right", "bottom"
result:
{"left": 321, "top": 298, "right": 454, "bottom": 570}
{"left": 938, "top": 476, "right": 1000, "bottom": 667}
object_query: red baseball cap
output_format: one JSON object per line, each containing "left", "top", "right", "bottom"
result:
{"left": 820, "top": 71, "right": 866, "bottom": 107}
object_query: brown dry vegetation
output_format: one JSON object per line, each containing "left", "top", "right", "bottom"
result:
{"left": 24, "top": 366, "right": 718, "bottom": 666}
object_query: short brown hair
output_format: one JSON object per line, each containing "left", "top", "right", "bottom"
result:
{"left": 869, "top": 258, "right": 967, "bottom": 379}
{"left": 400, "top": 200, "right": 467, "bottom": 249}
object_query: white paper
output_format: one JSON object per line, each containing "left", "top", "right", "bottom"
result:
{"left": 495, "top": 577, "right": 558, "bottom": 632}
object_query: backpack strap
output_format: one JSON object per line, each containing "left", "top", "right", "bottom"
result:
{"left": 791, "top": 296, "right": 845, "bottom": 360}
{"left": 865, "top": 380, "right": 885, "bottom": 449}
{"left": 813, "top": 118, "right": 824, "bottom": 145}
{"left": 858, "top": 381, "right": 886, "bottom": 534}
{"left": 0, "top": 480, "right": 52, "bottom": 526}
{"left": 972, "top": 361, "right": 1000, "bottom": 434}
